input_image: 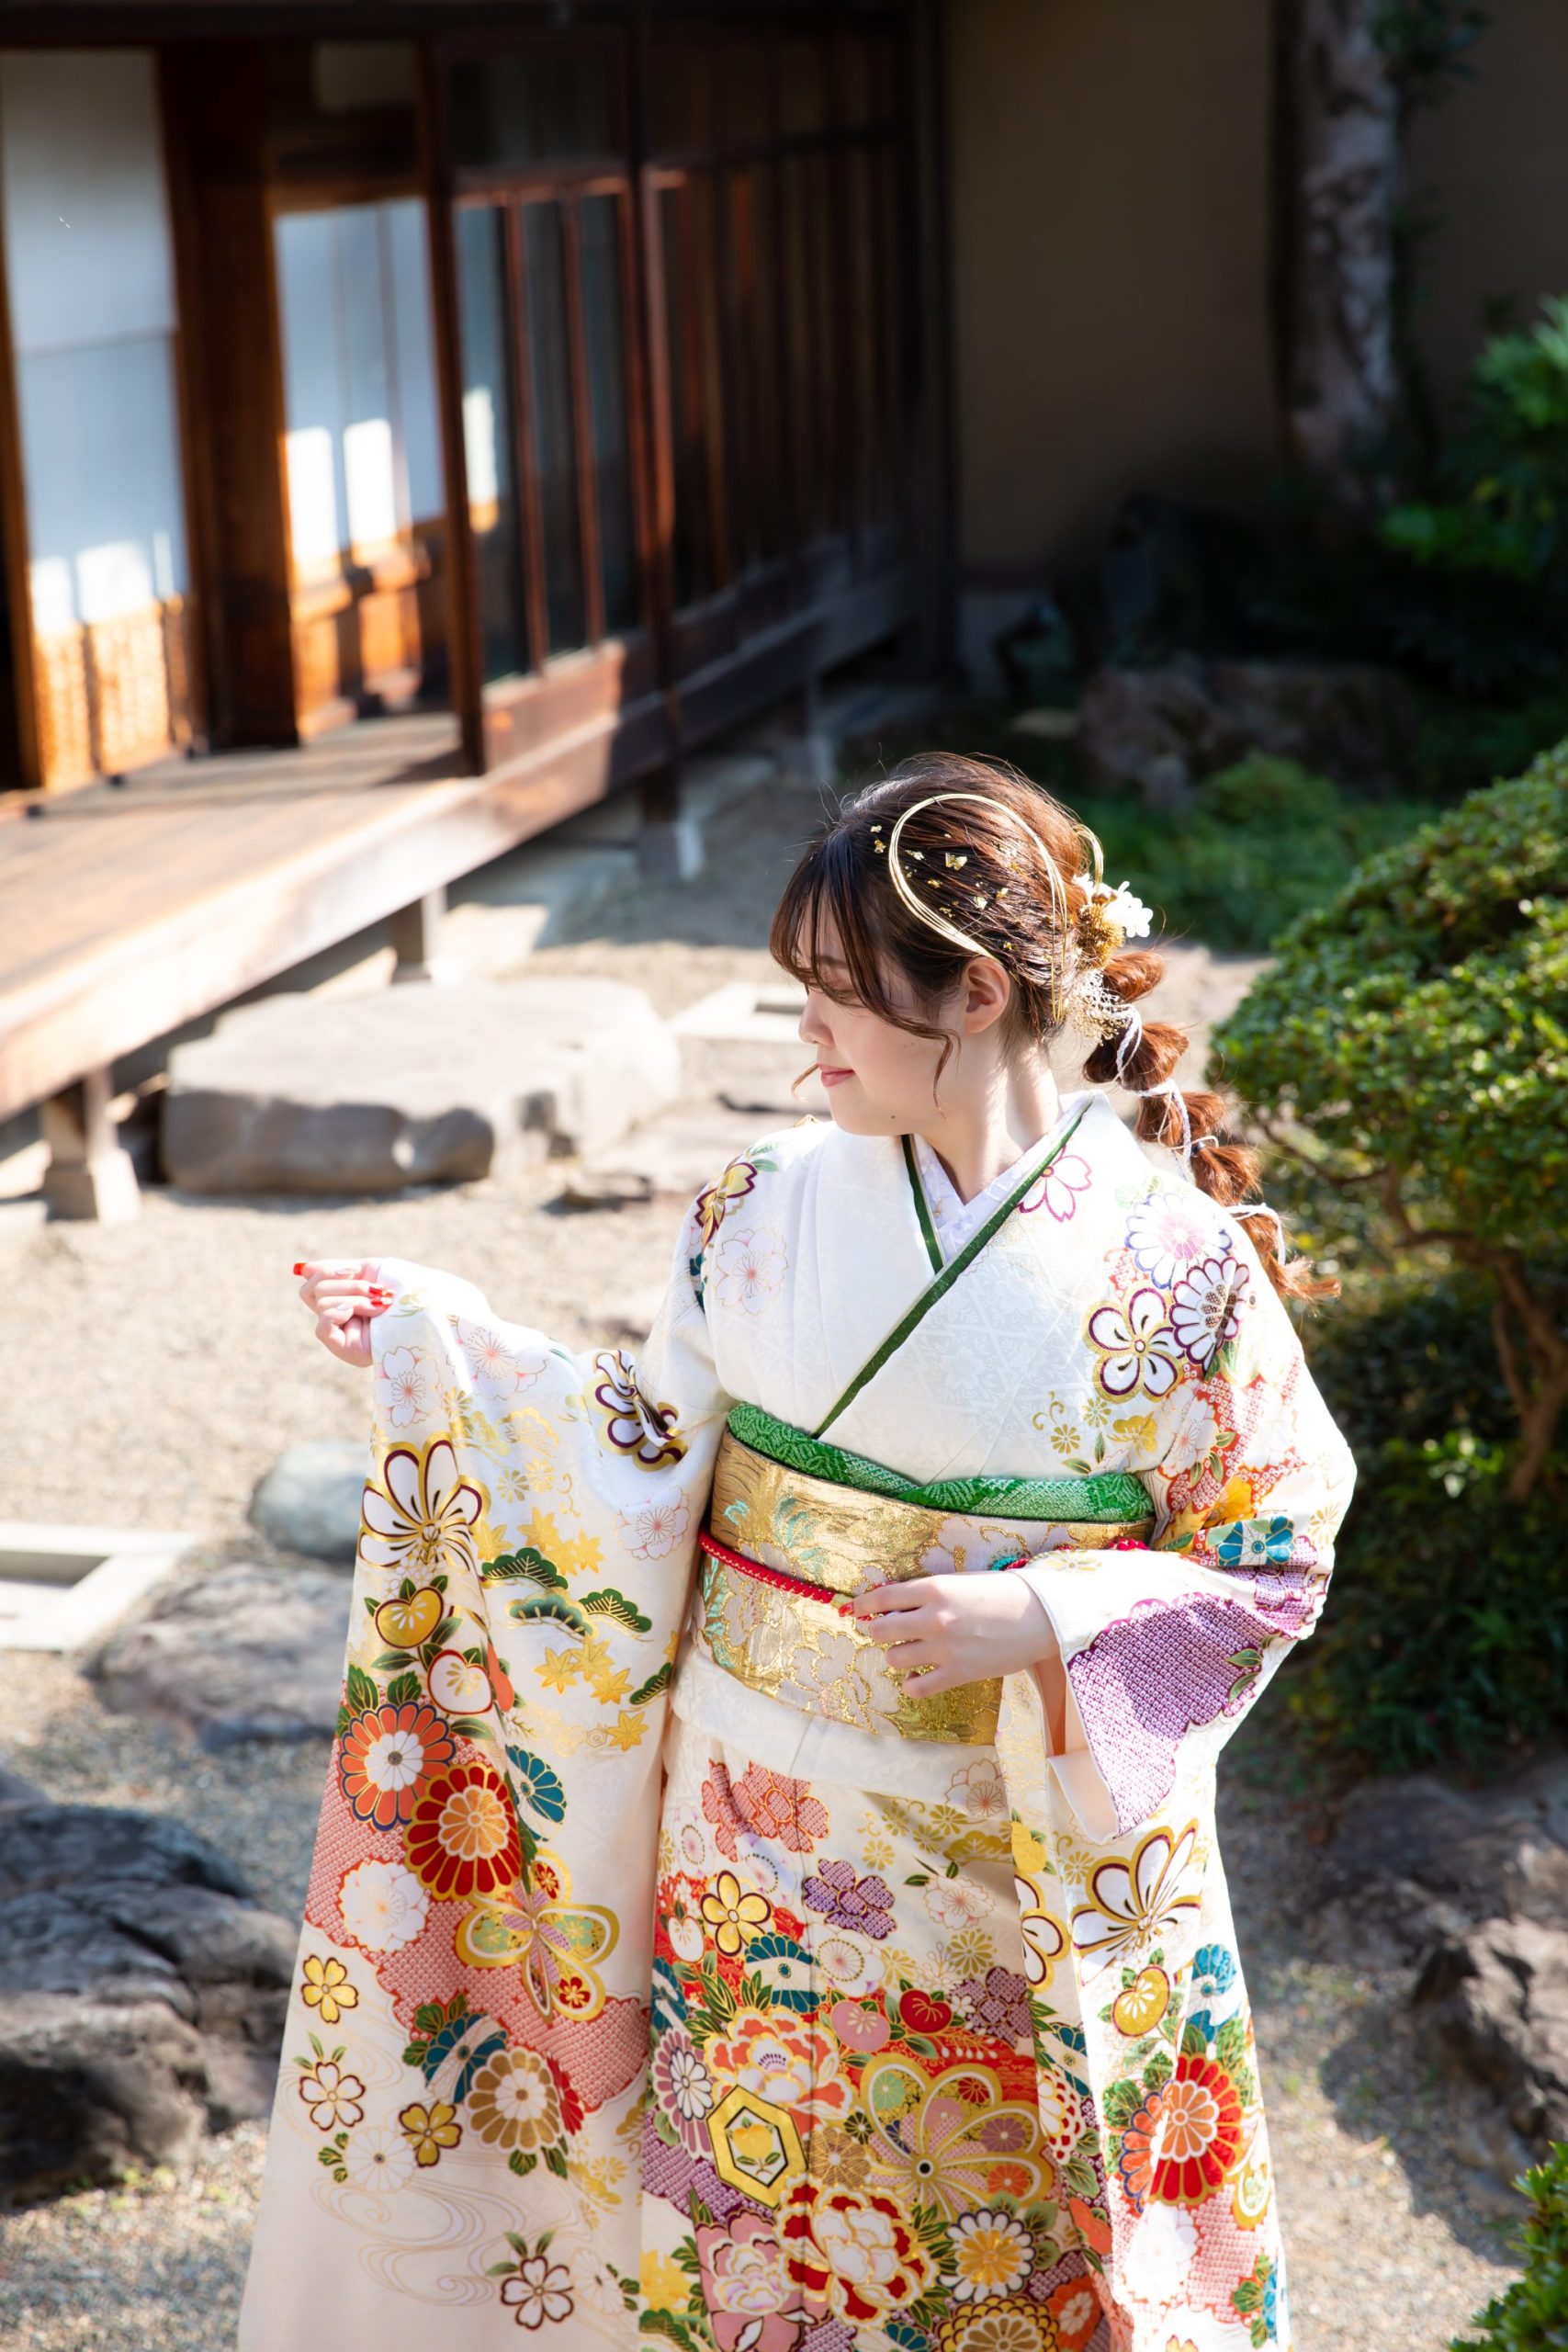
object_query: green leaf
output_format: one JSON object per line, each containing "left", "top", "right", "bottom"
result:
{"left": 1100, "top": 2078, "right": 1143, "bottom": 2131}
{"left": 629, "top": 1663, "right": 673, "bottom": 1706}
{"left": 344, "top": 1664, "right": 379, "bottom": 1715}
{"left": 483, "top": 1547, "right": 568, "bottom": 1589}
{"left": 385, "top": 1672, "right": 422, "bottom": 1705}
{"left": 507, "top": 1595, "right": 588, "bottom": 1635}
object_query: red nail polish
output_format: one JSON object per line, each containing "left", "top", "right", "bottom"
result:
{"left": 292, "top": 1261, "right": 306, "bottom": 1275}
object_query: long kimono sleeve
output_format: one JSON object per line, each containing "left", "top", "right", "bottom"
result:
{"left": 239, "top": 1193, "right": 729, "bottom": 2351}
{"left": 1012, "top": 1227, "right": 1355, "bottom": 1842}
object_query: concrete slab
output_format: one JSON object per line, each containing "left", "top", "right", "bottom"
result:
{"left": 0, "top": 1521, "right": 194, "bottom": 1653}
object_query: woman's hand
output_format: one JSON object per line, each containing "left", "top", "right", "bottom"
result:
{"left": 294, "top": 1259, "right": 390, "bottom": 1370}
{"left": 851, "top": 1571, "right": 1059, "bottom": 1696}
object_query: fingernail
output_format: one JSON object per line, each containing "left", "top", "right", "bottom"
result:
{"left": 292, "top": 1261, "right": 306, "bottom": 1275}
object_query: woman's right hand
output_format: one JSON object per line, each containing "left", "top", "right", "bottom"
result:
{"left": 294, "top": 1260, "right": 390, "bottom": 1370}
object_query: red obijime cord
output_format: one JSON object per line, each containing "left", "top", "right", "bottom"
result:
{"left": 697, "top": 1524, "right": 1146, "bottom": 1602}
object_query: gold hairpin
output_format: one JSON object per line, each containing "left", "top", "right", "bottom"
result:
{"left": 884, "top": 790, "right": 1072, "bottom": 1019}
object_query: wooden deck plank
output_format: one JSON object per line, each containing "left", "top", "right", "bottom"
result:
{"left": 0, "top": 699, "right": 655, "bottom": 1120}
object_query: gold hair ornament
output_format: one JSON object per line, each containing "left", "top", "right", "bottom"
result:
{"left": 885, "top": 790, "right": 1073, "bottom": 1019}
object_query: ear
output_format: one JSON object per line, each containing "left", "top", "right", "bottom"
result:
{"left": 959, "top": 956, "right": 1011, "bottom": 1035}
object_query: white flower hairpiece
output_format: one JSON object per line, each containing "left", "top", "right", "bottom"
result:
{"left": 1096, "top": 881, "right": 1154, "bottom": 942}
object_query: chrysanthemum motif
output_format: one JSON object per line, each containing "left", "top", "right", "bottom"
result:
{"left": 342, "top": 2122, "right": 414, "bottom": 2193}
{"left": 359, "top": 1438, "right": 484, "bottom": 1593}
{"left": 1124, "top": 1192, "right": 1215, "bottom": 1289}
{"left": 405, "top": 1758, "right": 522, "bottom": 1902}
{"left": 457, "top": 1321, "right": 543, "bottom": 1404}
{"left": 591, "top": 1351, "right": 685, "bottom": 1470}
{"left": 468, "top": 2045, "right": 561, "bottom": 2152}
{"left": 1085, "top": 1288, "right": 1179, "bottom": 1400}
{"left": 1169, "top": 1253, "right": 1250, "bottom": 1369}
{"left": 337, "top": 1702, "right": 455, "bottom": 1831}
{"left": 944, "top": 2208, "right": 1032, "bottom": 2301}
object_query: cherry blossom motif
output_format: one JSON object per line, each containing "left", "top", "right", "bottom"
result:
{"left": 710, "top": 1224, "right": 788, "bottom": 1315}
{"left": 1169, "top": 1253, "right": 1251, "bottom": 1370}
{"left": 1085, "top": 1288, "right": 1179, "bottom": 1399}
{"left": 1124, "top": 1191, "right": 1216, "bottom": 1288}
{"left": 618, "top": 1488, "right": 691, "bottom": 1560}
{"left": 338, "top": 1858, "right": 430, "bottom": 1953}
{"left": 1020, "top": 1151, "right": 1092, "bottom": 1224}
{"left": 358, "top": 1438, "right": 484, "bottom": 1593}
{"left": 296, "top": 2056, "right": 364, "bottom": 2131}
{"left": 378, "top": 1346, "right": 435, "bottom": 1430}
{"left": 924, "top": 1875, "right": 993, "bottom": 1933}
{"left": 651, "top": 2029, "right": 715, "bottom": 2155}
{"left": 501, "top": 2253, "right": 574, "bottom": 2328}
{"left": 947, "top": 1758, "right": 1009, "bottom": 1821}
{"left": 457, "top": 1321, "right": 543, "bottom": 1404}
{"left": 1070, "top": 1822, "right": 1202, "bottom": 1975}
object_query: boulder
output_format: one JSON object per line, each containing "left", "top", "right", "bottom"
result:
{"left": 1077, "top": 654, "right": 1419, "bottom": 805}
{"left": 0, "top": 1800, "right": 295, "bottom": 2199}
{"left": 162, "top": 977, "right": 682, "bottom": 1193}
{"left": 1314, "top": 1758, "right": 1568, "bottom": 1969}
{"left": 1416, "top": 1917, "right": 1568, "bottom": 2161}
{"left": 94, "top": 1562, "right": 350, "bottom": 1749}
{"left": 251, "top": 1438, "right": 367, "bottom": 1565}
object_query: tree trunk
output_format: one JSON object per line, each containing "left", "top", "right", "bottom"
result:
{"left": 1276, "top": 0, "right": 1402, "bottom": 517}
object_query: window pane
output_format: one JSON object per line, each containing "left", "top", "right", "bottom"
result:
{"left": 580, "top": 196, "right": 638, "bottom": 635}
{"left": 447, "top": 49, "right": 615, "bottom": 170}
{"left": 455, "top": 204, "right": 527, "bottom": 683}
{"left": 523, "top": 200, "right": 585, "bottom": 655}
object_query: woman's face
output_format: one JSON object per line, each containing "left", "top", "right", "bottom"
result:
{"left": 795, "top": 918, "right": 1003, "bottom": 1136}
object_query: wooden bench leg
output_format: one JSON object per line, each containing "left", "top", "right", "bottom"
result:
{"left": 40, "top": 1069, "right": 140, "bottom": 1224}
{"left": 776, "top": 673, "right": 835, "bottom": 788}
{"left": 389, "top": 886, "right": 446, "bottom": 984}
{"left": 637, "top": 763, "right": 703, "bottom": 880}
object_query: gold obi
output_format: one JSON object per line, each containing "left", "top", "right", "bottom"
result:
{"left": 696, "top": 1426, "right": 1154, "bottom": 1747}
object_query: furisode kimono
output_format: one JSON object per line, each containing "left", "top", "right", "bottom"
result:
{"left": 241, "top": 1090, "right": 1354, "bottom": 2352}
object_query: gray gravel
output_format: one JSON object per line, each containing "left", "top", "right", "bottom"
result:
{"left": 0, "top": 772, "right": 1521, "bottom": 2349}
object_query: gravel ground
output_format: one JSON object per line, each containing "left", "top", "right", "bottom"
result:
{"left": 0, "top": 771, "right": 1520, "bottom": 2348}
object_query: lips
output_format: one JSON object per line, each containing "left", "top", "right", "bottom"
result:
{"left": 817, "top": 1065, "right": 853, "bottom": 1088}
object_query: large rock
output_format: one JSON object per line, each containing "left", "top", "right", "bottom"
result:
{"left": 94, "top": 1562, "right": 350, "bottom": 1748}
{"left": 1416, "top": 1917, "right": 1568, "bottom": 2164}
{"left": 0, "top": 1800, "right": 295, "bottom": 2199}
{"left": 1315, "top": 1758, "right": 1568, "bottom": 1969}
{"left": 162, "top": 977, "right": 682, "bottom": 1193}
{"left": 252, "top": 1438, "right": 367, "bottom": 1564}
{"left": 1077, "top": 654, "right": 1418, "bottom": 805}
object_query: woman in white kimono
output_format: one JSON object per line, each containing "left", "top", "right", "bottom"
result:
{"left": 243, "top": 757, "right": 1353, "bottom": 2352}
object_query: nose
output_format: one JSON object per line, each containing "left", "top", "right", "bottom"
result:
{"left": 798, "top": 989, "right": 830, "bottom": 1048}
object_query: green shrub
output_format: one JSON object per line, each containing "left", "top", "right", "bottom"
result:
{"left": 1292, "top": 1272, "right": 1567, "bottom": 1769}
{"left": 1084, "top": 757, "right": 1436, "bottom": 953}
{"left": 1216, "top": 750, "right": 1568, "bottom": 1497}
{"left": 1451, "top": 2143, "right": 1568, "bottom": 2351}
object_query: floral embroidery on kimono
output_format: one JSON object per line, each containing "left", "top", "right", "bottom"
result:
{"left": 241, "top": 1094, "right": 1352, "bottom": 2352}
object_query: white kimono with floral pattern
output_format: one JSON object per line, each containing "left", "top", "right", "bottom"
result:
{"left": 241, "top": 1091, "right": 1353, "bottom": 2352}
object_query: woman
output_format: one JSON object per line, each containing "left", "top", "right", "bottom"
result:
{"left": 242, "top": 756, "right": 1353, "bottom": 2352}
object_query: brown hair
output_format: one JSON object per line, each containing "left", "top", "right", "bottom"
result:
{"left": 771, "top": 752, "right": 1328, "bottom": 1303}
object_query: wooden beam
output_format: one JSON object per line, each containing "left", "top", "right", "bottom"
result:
{"left": 416, "top": 38, "right": 485, "bottom": 774}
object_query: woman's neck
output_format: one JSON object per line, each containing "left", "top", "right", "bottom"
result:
{"left": 914, "top": 1057, "right": 1062, "bottom": 1205}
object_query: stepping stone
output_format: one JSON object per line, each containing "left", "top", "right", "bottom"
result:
{"left": 0, "top": 1800, "right": 295, "bottom": 2199}
{"left": 162, "top": 977, "right": 681, "bottom": 1193}
{"left": 251, "top": 1439, "right": 367, "bottom": 1566}
{"left": 94, "top": 1562, "right": 352, "bottom": 1749}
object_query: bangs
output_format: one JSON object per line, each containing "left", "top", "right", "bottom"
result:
{"left": 770, "top": 825, "right": 906, "bottom": 1023}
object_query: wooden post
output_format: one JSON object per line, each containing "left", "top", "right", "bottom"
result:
{"left": 40, "top": 1068, "right": 139, "bottom": 1223}
{"left": 416, "top": 40, "right": 485, "bottom": 775}
{"left": 389, "top": 886, "right": 447, "bottom": 983}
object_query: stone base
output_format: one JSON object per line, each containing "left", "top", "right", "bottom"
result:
{"left": 42, "top": 1147, "right": 140, "bottom": 1224}
{"left": 637, "top": 814, "right": 705, "bottom": 881}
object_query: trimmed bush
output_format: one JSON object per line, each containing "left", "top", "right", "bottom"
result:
{"left": 1451, "top": 2143, "right": 1568, "bottom": 2351}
